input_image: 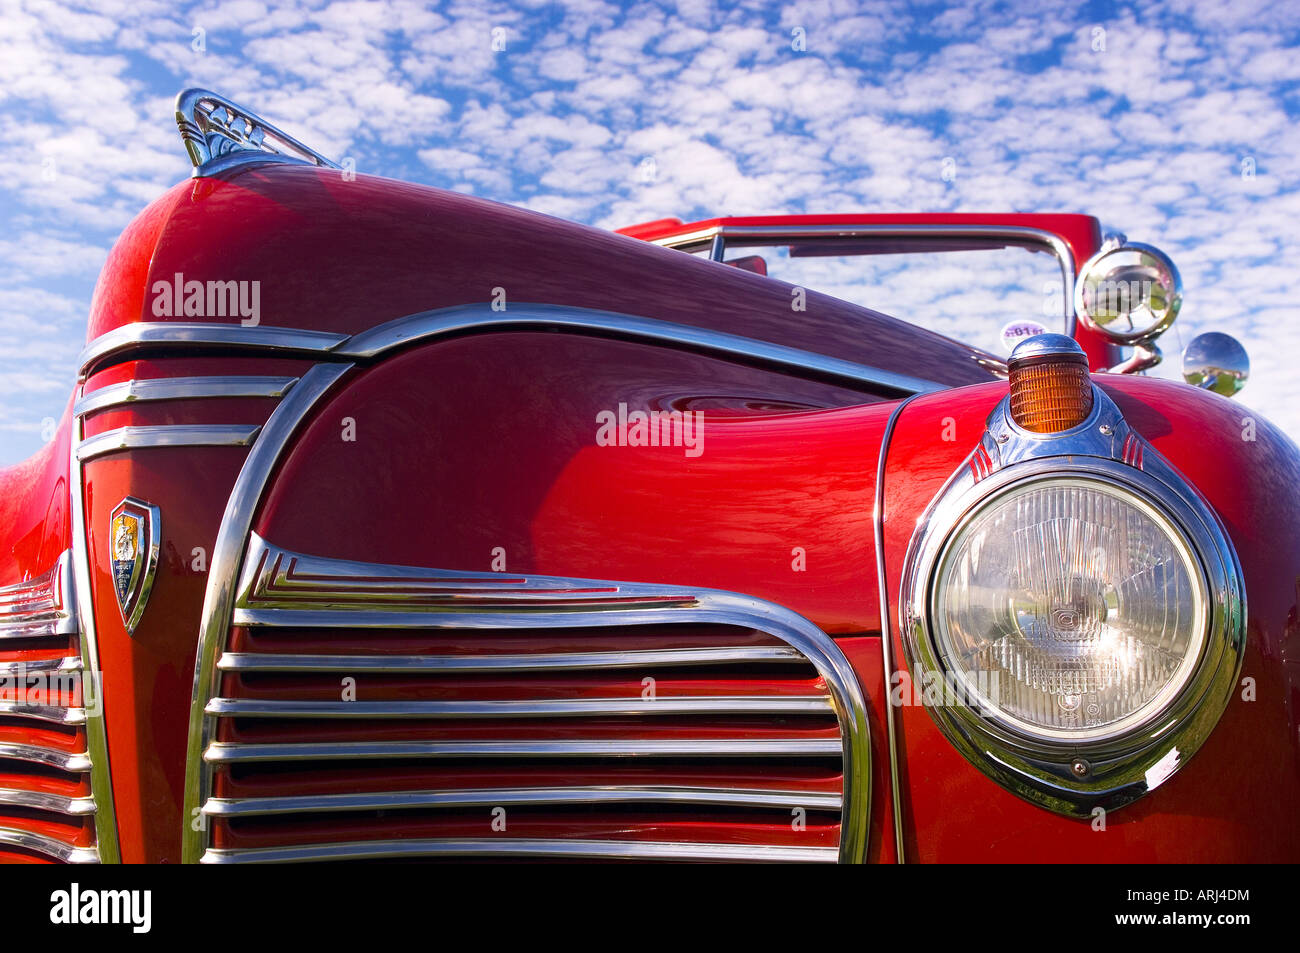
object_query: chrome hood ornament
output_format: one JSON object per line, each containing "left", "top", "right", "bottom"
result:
{"left": 175, "top": 88, "right": 340, "bottom": 178}
{"left": 110, "top": 497, "right": 161, "bottom": 635}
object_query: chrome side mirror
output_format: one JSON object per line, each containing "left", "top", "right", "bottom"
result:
{"left": 1182, "top": 332, "right": 1249, "bottom": 396}
{"left": 1075, "top": 241, "right": 1182, "bottom": 345}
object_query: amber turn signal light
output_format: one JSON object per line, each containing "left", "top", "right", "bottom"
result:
{"left": 1007, "top": 334, "right": 1094, "bottom": 433}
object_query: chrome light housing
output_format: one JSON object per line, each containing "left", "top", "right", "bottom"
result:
{"left": 1074, "top": 239, "right": 1182, "bottom": 345}
{"left": 900, "top": 381, "right": 1245, "bottom": 815}
{"left": 1182, "top": 331, "right": 1250, "bottom": 397}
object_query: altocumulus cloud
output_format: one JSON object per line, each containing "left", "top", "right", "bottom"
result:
{"left": 2, "top": 0, "right": 1299, "bottom": 462}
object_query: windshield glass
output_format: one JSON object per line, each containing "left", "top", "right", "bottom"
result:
{"left": 720, "top": 237, "right": 1069, "bottom": 357}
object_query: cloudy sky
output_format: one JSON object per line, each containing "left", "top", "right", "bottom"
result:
{"left": 2, "top": 0, "right": 1297, "bottom": 465}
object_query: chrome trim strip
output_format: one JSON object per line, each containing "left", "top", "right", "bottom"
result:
{"left": 205, "top": 738, "right": 843, "bottom": 762}
{"left": 79, "top": 305, "right": 948, "bottom": 398}
{"left": 654, "top": 223, "right": 1079, "bottom": 336}
{"left": 201, "top": 837, "right": 838, "bottom": 864}
{"left": 0, "top": 788, "right": 97, "bottom": 815}
{"left": 69, "top": 382, "right": 121, "bottom": 862}
{"left": 182, "top": 363, "right": 354, "bottom": 865}
{"left": 77, "top": 424, "right": 261, "bottom": 461}
{"left": 0, "top": 701, "right": 85, "bottom": 725}
{"left": 339, "top": 302, "right": 944, "bottom": 396}
{"left": 234, "top": 534, "right": 698, "bottom": 615}
{"left": 205, "top": 696, "right": 834, "bottom": 719}
{"left": 78, "top": 323, "right": 348, "bottom": 374}
{"left": 0, "top": 827, "right": 99, "bottom": 864}
{"left": 75, "top": 376, "right": 298, "bottom": 417}
{"left": 203, "top": 785, "right": 842, "bottom": 817}
{"left": 0, "top": 743, "right": 92, "bottom": 772}
{"left": 873, "top": 393, "right": 920, "bottom": 864}
{"left": 216, "top": 645, "right": 803, "bottom": 672}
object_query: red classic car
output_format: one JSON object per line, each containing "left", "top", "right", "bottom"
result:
{"left": 0, "top": 89, "right": 1292, "bottom": 865}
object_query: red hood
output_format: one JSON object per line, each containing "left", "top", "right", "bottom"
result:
{"left": 86, "top": 163, "right": 1002, "bottom": 392}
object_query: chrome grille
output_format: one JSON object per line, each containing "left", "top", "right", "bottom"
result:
{"left": 193, "top": 534, "right": 869, "bottom": 863}
{"left": 0, "top": 552, "right": 101, "bottom": 863}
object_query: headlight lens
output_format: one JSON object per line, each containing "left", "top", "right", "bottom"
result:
{"left": 933, "top": 476, "right": 1208, "bottom": 743}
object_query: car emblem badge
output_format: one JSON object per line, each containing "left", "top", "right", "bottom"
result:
{"left": 109, "top": 497, "right": 161, "bottom": 635}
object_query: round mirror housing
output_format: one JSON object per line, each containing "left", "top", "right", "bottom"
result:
{"left": 1182, "top": 332, "right": 1249, "bottom": 397}
{"left": 1074, "top": 241, "right": 1182, "bottom": 345}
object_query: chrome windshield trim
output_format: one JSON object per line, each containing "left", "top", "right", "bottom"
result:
{"left": 0, "top": 788, "right": 98, "bottom": 816}
{"left": 69, "top": 387, "right": 119, "bottom": 862}
{"left": 205, "top": 696, "right": 833, "bottom": 718}
{"left": 203, "top": 785, "right": 841, "bottom": 817}
{"left": 78, "top": 323, "right": 348, "bottom": 375}
{"left": 0, "top": 827, "right": 99, "bottom": 864}
{"left": 201, "top": 837, "right": 838, "bottom": 864}
{"left": 654, "top": 223, "right": 1079, "bottom": 336}
{"left": 77, "top": 424, "right": 261, "bottom": 461}
{"left": 182, "top": 363, "right": 354, "bottom": 865}
{"left": 204, "top": 738, "right": 844, "bottom": 762}
{"left": 75, "top": 376, "right": 298, "bottom": 416}
{"left": 217, "top": 645, "right": 802, "bottom": 672}
{"left": 339, "top": 302, "right": 944, "bottom": 396}
{"left": 0, "top": 743, "right": 92, "bottom": 772}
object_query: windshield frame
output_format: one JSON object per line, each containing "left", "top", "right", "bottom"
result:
{"left": 653, "top": 224, "right": 1079, "bottom": 340}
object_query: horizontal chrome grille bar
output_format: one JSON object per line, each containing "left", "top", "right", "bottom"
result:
{"left": 0, "top": 743, "right": 92, "bottom": 772}
{"left": 216, "top": 646, "right": 803, "bottom": 673}
{"left": 201, "top": 837, "right": 838, "bottom": 864}
{"left": 0, "top": 658, "right": 82, "bottom": 675}
{"left": 0, "top": 827, "right": 98, "bottom": 863}
{"left": 0, "top": 787, "right": 97, "bottom": 815}
{"left": 203, "top": 784, "right": 842, "bottom": 817}
{"left": 232, "top": 607, "right": 711, "bottom": 628}
{"left": 75, "top": 376, "right": 298, "bottom": 416}
{"left": 206, "top": 695, "right": 834, "bottom": 719}
{"left": 0, "top": 622, "right": 63, "bottom": 640}
{"left": 206, "top": 737, "right": 843, "bottom": 762}
{"left": 78, "top": 425, "right": 262, "bottom": 461}
{"left": 78, "top": 322, "right": 349, "bottom": 373}
{"left": 188, "top": 531, "right": 866, "bottom": 864}
{"left": 0, "top": 701, "right": 85, "bottom": 725}
{"left": 0, "top": 552, "right": 77, "bottom": 638}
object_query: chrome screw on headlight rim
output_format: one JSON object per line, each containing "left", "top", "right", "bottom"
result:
{"left": 900, "top": 455, "right": 1245, "bottom": 816}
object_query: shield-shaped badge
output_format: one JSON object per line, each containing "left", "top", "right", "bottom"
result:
{"left": 109, "top": 497, "right": 160, "bottom": 635}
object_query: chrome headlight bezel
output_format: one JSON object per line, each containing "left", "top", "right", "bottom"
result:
{"left": 899, "top": 390, "right": 1245, "bottom": 816}
{"left": 1074, "top": 239, "right": 1183, "bottom": 346}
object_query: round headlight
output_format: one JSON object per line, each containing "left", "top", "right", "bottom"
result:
{"left": 1074, "top": 241, "right": 1182, "bottom": 345}
{"left": 932, "top": 476, "right": 1208, "bottom": 743}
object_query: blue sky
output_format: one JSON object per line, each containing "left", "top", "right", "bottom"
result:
{"left": 2, "top": 0, "right": 1299, "bottom": 464}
